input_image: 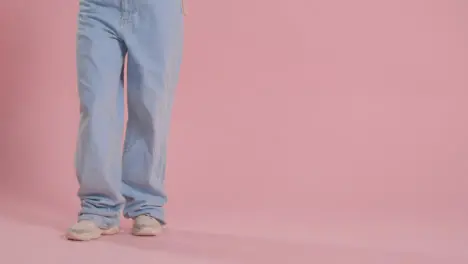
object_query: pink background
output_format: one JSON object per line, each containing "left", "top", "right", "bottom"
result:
{"left": 0, "top": 0, "right": 467, "bottom": 263}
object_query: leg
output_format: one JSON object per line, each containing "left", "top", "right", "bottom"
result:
{"left": 73, "top": 0, "right": 127, "bottom": 230}
{"left": 121, "top": 0, "right": 184, "bottom": 227}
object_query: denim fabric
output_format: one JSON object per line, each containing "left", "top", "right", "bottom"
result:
{"left": 75, "top": 0, "right": 184, "bottom": 228}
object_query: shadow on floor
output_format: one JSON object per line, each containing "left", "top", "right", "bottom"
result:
{"left": 101, "top": 227, "right": 460, "bottom": 264}
{"left": 0, "top": 195, "right": 464, "bottom": 264}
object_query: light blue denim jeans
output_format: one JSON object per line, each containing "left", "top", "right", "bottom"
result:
{"left": 75, "top": 0, "right": 184, "bottom": 228}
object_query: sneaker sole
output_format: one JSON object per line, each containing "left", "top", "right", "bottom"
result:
{"left": 66, "top": 227, "right": 120, "bottom": 241}
{"left": 131, "top": 227, "right": 163, "bottom": 236}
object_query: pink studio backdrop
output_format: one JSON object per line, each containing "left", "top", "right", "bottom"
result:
{"left": 0, "top": 0, "right": 467, "bottom": 263}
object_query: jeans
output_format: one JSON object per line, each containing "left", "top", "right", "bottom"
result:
{"left": 75, "top": 0, "right": 184, "bottom": 228}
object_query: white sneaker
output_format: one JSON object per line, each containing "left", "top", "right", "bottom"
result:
{"left": 132, "top": 215, "right": 163, "bottom": 236}
{"left": 66, "top": 220, "right": 119, "bottom": 241}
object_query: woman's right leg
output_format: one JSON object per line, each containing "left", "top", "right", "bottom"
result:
{"left": 67, "top": 0, "right": 127, "bottom": 241}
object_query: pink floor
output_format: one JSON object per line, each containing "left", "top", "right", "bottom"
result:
{"left": 1, "top": 197, "right": 467, "bottom": 263}
{"left": 1, "top": 0, "right": 468, "bottom": 263}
